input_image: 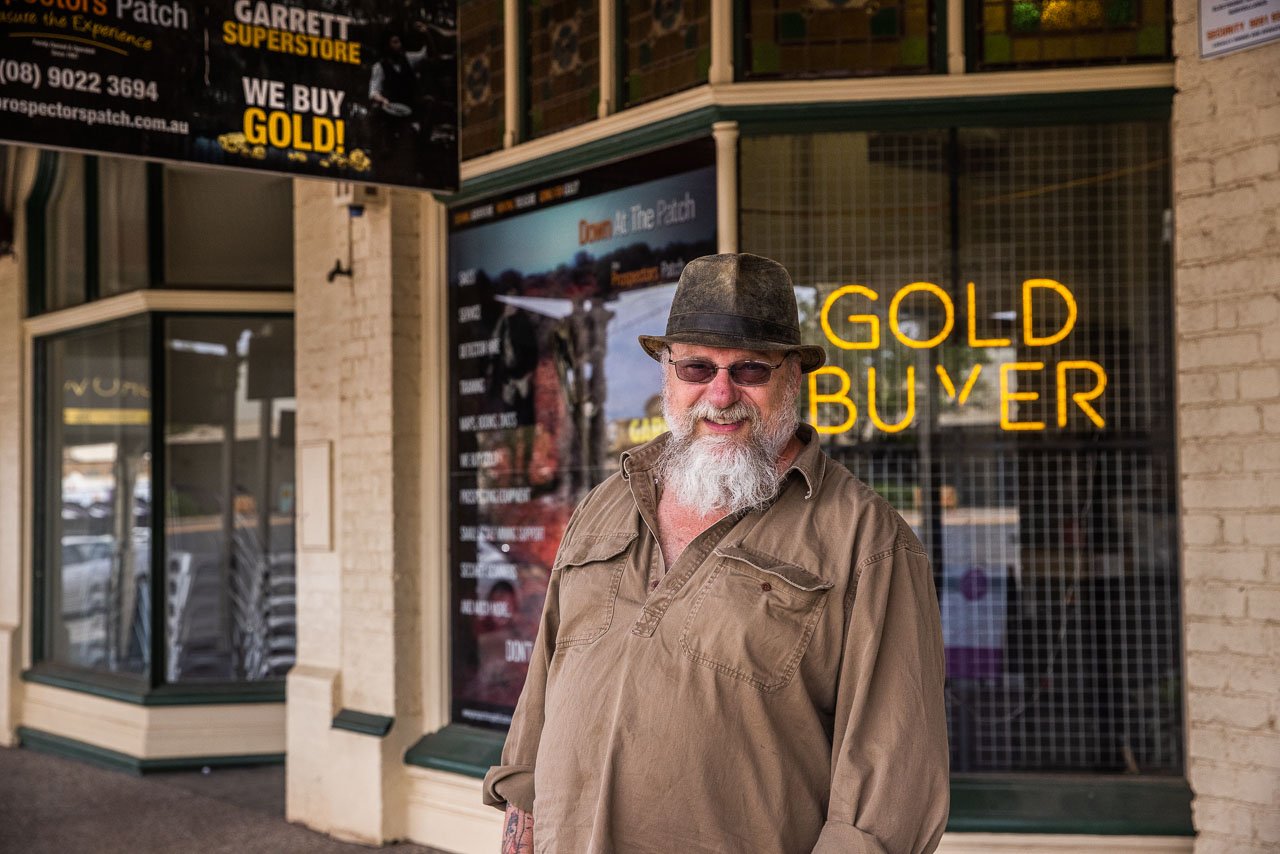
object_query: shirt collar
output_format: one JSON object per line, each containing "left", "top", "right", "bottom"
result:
{"left": 619, "top": 422, "right": 825, "bottom": 500}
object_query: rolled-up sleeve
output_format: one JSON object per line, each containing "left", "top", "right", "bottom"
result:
{"left": 813, "top": 544, "right": 950, "bottom": 854}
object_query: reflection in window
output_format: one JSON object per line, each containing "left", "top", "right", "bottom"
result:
{"left": 164, "top": 317, "right": 296, "bottom": 682}
{"left": 98, "top": 158, "right": 150, "bottom": 298}
{"left": 43, "top": 317, "right": 152, "bottom": 677}
{"left": 742, "top": 0, "right": 934, "bottom": 79}
{"left": 460, "top": 0, "right": 505, "bottom": 159}
{"left": 42, "top": 154, "right": 87, "bottom": 313}
{"left": 973, "top": 0, "right": 1169, "bottom": 68}
{"left": 741, "top": 123, "right": 1180, "bottom": 776}
{"left": 623, "top": 0, "right": 710, "bottom": 106}
{"left": 526, "top": 0, "right": 599, "bottom": 138}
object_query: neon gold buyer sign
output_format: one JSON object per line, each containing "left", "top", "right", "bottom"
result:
{"left": 810, "top": 279, "right": 1107, "bottom": 435}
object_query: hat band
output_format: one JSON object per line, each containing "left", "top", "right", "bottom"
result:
{"left": 666, "top": 311, "right": 800, "bottom": 346}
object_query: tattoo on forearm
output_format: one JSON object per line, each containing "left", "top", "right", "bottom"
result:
{"left": 501, "top": 804, "right": 534, "bottom": 854}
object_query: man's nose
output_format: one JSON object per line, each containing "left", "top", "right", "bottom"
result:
{"left": 704, "top": 368, "right": 739, "bottom": 408}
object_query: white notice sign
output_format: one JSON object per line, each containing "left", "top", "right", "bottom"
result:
{"left": 1200, "top": 0, "right": 1280, "bottom": 57}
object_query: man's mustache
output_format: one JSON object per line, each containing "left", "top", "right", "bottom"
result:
{"left": 682, "top": 400, "right": 760, "bottom": 428}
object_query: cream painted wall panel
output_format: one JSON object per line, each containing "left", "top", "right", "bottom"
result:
{"left": 404, "top": 769, "right": 501, "bottom": 854}
{"left": 22, "top": 683, "right": 284, "bottom": 758}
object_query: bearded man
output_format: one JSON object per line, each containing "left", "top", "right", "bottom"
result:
{"left": 483, "top": 253, "right": 949, "bottom": 854}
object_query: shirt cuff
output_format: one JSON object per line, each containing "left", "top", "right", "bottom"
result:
{"left": 811, "top": 821, "right": 887, "bottom": 854}
{"left": 481, "top": 763, "right": 535, "bottom": 814}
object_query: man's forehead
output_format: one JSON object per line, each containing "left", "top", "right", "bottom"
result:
{"left": 667, "top": 343, "right": 785, "bottom": 362}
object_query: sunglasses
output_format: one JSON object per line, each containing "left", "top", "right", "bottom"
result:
{"left": 669, "top": 356, "right": 785, "bottom": 386}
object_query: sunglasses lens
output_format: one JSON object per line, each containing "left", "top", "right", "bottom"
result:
{"left": 675, "top": 360, "right": 717, "bottom": 383}
{"left": 730, "top": 362, "right": 773, "bottom": 385}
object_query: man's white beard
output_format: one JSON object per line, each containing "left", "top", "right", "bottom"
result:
{"left": 656, "top": 390, "right": 799, "bottom": 517}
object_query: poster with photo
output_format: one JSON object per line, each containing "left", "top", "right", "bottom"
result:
{"left": 0, "top": 0, "right": 458, "bottom": 189}
{"left": 447, "top": 139, "right": 716, "bottom": 727}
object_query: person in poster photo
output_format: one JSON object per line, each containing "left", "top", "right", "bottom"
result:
{"left": 483, "top": 254, "right": 949, "bottom": 853}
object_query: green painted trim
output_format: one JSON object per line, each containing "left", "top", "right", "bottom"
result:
{"left": 332, "top": 708, "right": 394, "bottom": 737}
{"left": 403, "top": 724, "right": 505, "bottom": 779}
{"left": 440, "top": 88, "right": 1170, "bottom": 206}
{"left": 24, "top": 150, "right": 58, "bottom": 317}
{"left": 440, "top": 106, "right": 720, "bottom": 205}
{"left": 84, "top": 155, "right": 99, "bottom": 302}
{"left": 18, "top": 727, "right": 283, "bottom": 776}
{"left": 948, "top": 776, "right": 1194, "bottom": 836}
{"left": 22, "top": 667, "right": 285, "bottom": 706}
{"left": 964, "top": 0, "right": 982, "bottom": 73}
{"left": 147, "top": 162, "right": 164, "bottom": 287}
{"left": 932, "top": 0, "right": 948, "bottom": 74}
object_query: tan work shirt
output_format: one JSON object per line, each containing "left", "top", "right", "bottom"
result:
{"left": 483, "top": 425, "right": 949, "bottom": 853}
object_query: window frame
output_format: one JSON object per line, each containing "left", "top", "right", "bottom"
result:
{"left": 413, "top": 87, "right": 1192, "bottom": 837}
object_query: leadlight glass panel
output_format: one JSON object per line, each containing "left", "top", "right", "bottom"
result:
{"left": 740, "top": 122, "right": 1181, "bottom": 776}
{"left": 971, "top": 0, "right": 1170, "bottom": 68}
{"left": 526, "top": 0, "right": 600, "bottom": 138}
{"left": 742, "top": 0, "right": 934, "bottom": 79}
{"left": 623, "top": 0, "right": 711, "bottom": 106}
{"left": 460, "top": 0, "right": 505, "bottom": 159}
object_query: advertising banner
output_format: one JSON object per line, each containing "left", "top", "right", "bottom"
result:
{"left": 1200, "top": 0, "right": 1280, "bottom": 57}
{"left": 447, "top": 139, "right": 716, "bottom": 727}
{"left": 0, "top": 0, "right": 458, "bottom": 190}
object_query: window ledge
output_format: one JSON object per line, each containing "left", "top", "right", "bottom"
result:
{"left": 949, "top": 776, "right": 1193, "bottom": 836}
{"left": 403, "top": 724, "right": 505, "bottom": 779}
{"left": 22, "top": 666, "right": 286, "bottom": 706}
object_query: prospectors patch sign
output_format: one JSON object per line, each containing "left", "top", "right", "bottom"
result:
{"left": 0, "top": 0, "right": 459, "bottom": 191}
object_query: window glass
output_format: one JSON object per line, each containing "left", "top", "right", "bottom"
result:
{"left": 973, "top": 0, "right": 1170, "bottom": 68}
{"left": 742, "top": 0, "right": 934, "bottom": 79}
{"left": 446, "top": 140, "right": 717, "bottom": 726}
{"left": 163, "top": 167, "right": 294, "bottom": 288}
{"left": 740, "top": 123, "right": 1180, "bottom": 775}
{"left": 623, "top": 0, "right": 711, "bottom": 106}
{"left": 164, "top": 316, "right": 296, "bottom": 682}
{"left": 98, "top": 157, "right": 150, "bottom": 297}
{"left": 526, "top": 0, "right": 600, "bottom": 138}
{"left": 43, "top": 154, "right": 87, "bottom": 313}
{"left": 42, "top": 317, "right": 152, "bottom": 678}
{"left": 460, "top": 0, "right": 506, "bottom": 159}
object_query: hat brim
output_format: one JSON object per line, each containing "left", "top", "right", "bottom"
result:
{"left": 638, "top": 332, "right": 827, "bottom": 373}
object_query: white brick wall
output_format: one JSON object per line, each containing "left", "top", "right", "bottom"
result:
{"left": 1173, "top": 7, "right": 1280, "bottom": 851}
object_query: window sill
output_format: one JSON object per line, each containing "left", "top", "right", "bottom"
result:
{"left": 22, "top": 665, "right": 286, "bottom": 706}
{"left": 403, "top": 723, "right": 505, "bottom": 779}
{"left": 949, "top": 775, "right": 1193, "bottom": 836}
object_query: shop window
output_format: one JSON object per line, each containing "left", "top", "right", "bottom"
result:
{"left": 26, "top": 153, "right": 293, "bottom": 316}
{"left": 34, "top": 314, "right": 297, "bottom": 693}
{"left": 970, "top": 0, "right": 1170, "bottom": 68}
{"left": 741, "top": 0, "right": 935, "bottom": 79}
{"left": 739, "top": 122, "right": 1180, "bottom": 776}
{"left": 526, "top": 0, "right": 600, "bottom": 138}
{"left": 163, "top": 168, "right": 293, "bottom": 288}
{"left": 622, "top": 0, "right": 711, "bottom": 107}
{"left": 460, "top": 0, "right": 506, "bottom": 159}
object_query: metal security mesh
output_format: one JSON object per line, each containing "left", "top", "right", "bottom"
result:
{"left": 741, "top": 123, "right": 1181, "bottom": 775}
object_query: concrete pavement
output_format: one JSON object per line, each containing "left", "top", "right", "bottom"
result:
{"left": 0, "top": 745, "right": 447, "bottom": 853}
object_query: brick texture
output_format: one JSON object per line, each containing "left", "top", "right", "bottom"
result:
{"left": 1174, "top": 12, "right": 1280, "bottom": 851}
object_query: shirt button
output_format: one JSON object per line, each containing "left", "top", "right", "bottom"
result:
{"left": 761, "top": 582, "right": 772, "bottom": 592}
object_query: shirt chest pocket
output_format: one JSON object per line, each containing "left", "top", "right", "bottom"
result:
{"left": 553, "top": 532, "right": 636, "bottom": 649}
{"left": 679, "top": 545, "right": 834, "bottom": 692}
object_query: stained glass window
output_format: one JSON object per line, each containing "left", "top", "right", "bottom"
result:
{"left": 526, "top": 0, "right": 600, "bottom": 138}
{"left": 460, "top": 0, "right": 505, "bottom": 159}
{"left": 972, "top": 0, "right": 1169, "bottom": 68}
{"left": 742, "top": 0, "right": 935, "bottom": 79}
{"left": 623, "top": 0, "right": 711, "bottom": 107}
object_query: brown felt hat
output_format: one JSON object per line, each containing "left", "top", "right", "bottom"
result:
{"left": 639, "top": 253, "right": 826, "bottom": 372}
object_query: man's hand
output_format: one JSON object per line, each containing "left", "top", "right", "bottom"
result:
{"left": 501, "top": 804, "right": 533, "bottom": 853}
